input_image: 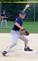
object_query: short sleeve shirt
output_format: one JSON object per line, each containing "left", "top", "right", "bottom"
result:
{"left": 12, "top": 17, "right": 23, "bottom": 31}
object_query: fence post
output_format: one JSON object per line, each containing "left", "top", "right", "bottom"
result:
{"left": 0, "top": 3, "right": 2, "bottom": 16}
{"left": 34, "top": 3, "right": 35, "bottom": 22}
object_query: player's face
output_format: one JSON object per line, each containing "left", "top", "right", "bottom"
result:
{"left": 19, "top": 14, "right": 25, "bottom": 19}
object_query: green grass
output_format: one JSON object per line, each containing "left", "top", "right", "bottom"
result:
{"left": 0, "top": 21, "right": 38, "bottom": 33}
{"left": 23, "top": 21, "right": 38, "bottom": 33}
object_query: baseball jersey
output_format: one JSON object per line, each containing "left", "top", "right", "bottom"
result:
{"left": 12, "top": 17, "right": 23, "bottom": 31}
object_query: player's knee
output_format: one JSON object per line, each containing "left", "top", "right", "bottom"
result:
{"left": 24, "top": 35, "right": 29, "bottom": 41}
{"left": 13, "top": 42, "right": 17, "bottom": 46}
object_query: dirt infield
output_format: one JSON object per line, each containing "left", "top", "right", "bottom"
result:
{"left": 0, "top": 33, "right": 38, "bottom": 61}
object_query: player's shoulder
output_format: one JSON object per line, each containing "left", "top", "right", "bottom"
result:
{"left": 16, "top": 17, "right": 20, "bottom": 21}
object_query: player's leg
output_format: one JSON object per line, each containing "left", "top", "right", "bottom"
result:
{"left": 2, "top": 31, "right": 19, "bottom": 56}
{"left": 4, "top": 19, "right": 7, "bottom": 27}
{"left": 20, "top": 35, "right": 33, "bottom": 51}
{"left": 1, "top": 19, "right": 4, "bottom": 27}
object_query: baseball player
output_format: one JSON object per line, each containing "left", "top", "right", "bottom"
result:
{"left": 1, "top": 10, "right": 7, "bottom": 27}
{"left": 2, "top": 11, "right": 33, "bottom": 56}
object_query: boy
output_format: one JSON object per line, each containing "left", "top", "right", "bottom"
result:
{"left": 2, "top": 11, "right": 33, "bottom": 56}
{"left": 1, "top": 10, "right": 8, "bottom": 27}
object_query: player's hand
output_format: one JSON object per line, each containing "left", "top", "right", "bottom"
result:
{"left": 21, "top": 27, "right": 24, "bottom": 30}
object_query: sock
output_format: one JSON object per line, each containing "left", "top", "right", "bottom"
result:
{"left": 25, "top": 43, "right": 29, "bottom": 48}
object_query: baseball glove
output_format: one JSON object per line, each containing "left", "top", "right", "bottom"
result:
{"left": 19, "top": 28, "right": 29, "bottom": 35}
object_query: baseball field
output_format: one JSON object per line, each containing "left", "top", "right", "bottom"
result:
{"left": 0, "top": 33, "right": 38, "bottom": 61}
{"left": 0, "top": 21, "right": 38, "bottom": 61}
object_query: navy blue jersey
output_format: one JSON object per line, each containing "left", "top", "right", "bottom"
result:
{"left": 12, "top": 17, "right": 23, "bottom": 31}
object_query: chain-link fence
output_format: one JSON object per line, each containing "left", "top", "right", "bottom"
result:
{"left": 1, "top": 3, "right": 38, "bottom": 21}
{"left": 0, "top": 3, "right": 38, "bottom": 32}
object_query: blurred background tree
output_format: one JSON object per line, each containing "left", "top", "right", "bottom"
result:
{"left": 0, "top": 0, "right": 38, "bottom": 2}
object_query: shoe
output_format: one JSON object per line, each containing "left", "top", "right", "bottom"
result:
{"left": 24, "top": 47, "right": 33, "bottom": 51}
{"left": 2, "top": 51, "right": 7, "bottom": 56}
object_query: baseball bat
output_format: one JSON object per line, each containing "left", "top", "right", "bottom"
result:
{"left": 23, "top": 4, "right": 30, "bottom": 12}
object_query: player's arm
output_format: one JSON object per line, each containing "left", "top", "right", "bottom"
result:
{"left": 15, "top": 22, "right": 24, "bottom": 29}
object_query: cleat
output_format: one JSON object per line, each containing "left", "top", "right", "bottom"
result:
{"left": 2, "top": 51, "right": 7, "bottom": 56}
{"left": 24, "top": 47, "right": 33, "bottom": 51}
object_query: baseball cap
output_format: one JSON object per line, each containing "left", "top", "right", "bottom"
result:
{"left": 19, "top": 11, "right": 26, "bottom": 15}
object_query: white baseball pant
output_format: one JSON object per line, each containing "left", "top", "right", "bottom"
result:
{"left": 5, "top": 30, "right": 29, "bottom": 52}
